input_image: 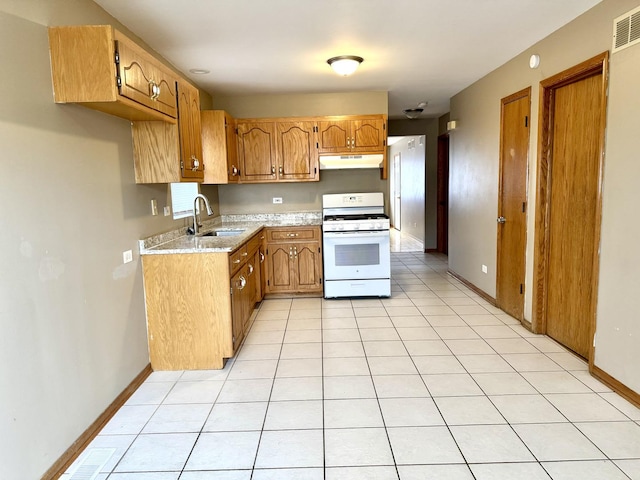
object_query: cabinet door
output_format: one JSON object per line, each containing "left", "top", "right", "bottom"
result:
{"left": 230, "top": 266, "right": 247, "bottom": 352}
{"left": 351, "top": 118, "right": 386, "bottom": 152}
{"left": 317, "top": 120, "right": 350, "bottom": 153}
{"left": 116, "top": 35, "right": 178, "bottom": 118}
{"left": 237, "top": 122, "right": 277, "bottom": 182}
{"left": 276, "top": 121, "right": 318, "bottom": 181}
{"left": 266, "top": 244, "right": 295, "bottom": 293}
{"left": 293, "top": 242, "right": 323, "bottom": 292}
{"left": 178, "top": 81, "right": 204, "bottom": 181}
{"left": 225, "top": 113, "right": 240, "bottom": 183}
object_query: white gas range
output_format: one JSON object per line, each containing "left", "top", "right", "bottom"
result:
{"left": 322, "top": 192, "right": 391, "bottom": 298}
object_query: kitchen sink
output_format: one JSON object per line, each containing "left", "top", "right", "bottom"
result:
{"left": 200, "top": 229, "right": 245, "bottom": 237}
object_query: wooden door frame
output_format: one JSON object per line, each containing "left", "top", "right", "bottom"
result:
{"left": 532, "top": 51, "right": 609, "bottom": 367}
{"left": 436, "top": 134, "right": 450, "bottom": 254}
{"left": 496, "top": 86, "right": 531, "bottom": 322}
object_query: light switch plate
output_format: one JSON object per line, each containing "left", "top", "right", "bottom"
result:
{"left": 123, "top": 250, "right": 133, "bottom": 264}
{"left": 481, "top": 264, "right": 488, "bottom": 274}
{"left": 151, "top": 199, "right": 158, "bottom": 216}
{"left": 273, "top": 197, "right": 283, "bottom": 204}
{"left": 163, "top": 206, "right": 171, "bottom": 216}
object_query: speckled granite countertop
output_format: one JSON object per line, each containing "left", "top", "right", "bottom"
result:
{"left": 139, "top": 212, "right": 322, "bottom": 255}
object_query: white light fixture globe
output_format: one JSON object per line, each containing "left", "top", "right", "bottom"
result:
{"left": 327, "top": 55, "right": 364, "bottom": 76}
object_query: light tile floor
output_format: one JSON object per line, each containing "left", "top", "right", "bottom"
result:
{"left": 63, "top": 252, "right": 640, "bottom": 480}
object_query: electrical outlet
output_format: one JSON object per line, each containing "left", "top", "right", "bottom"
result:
{"left": 163, "top": 206, "right": 171, "bottom": 216}
{"left": 482, "top": 264, "right": 488, "bottom": 274}
{"left": 273, "top": 197, "right": 283, "bottom": 204}
{"left": 123, "top": 250, "right": 133, "bottom": 264}
{"left": 150, "top": 199, "right": 158, "bottom": 216}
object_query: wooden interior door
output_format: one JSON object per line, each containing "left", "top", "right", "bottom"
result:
{"left": 436, "top": 135, "right": 449, "bottom": 254}
{"left": 496, "top": 88, "right": 530, "bottom": 320}
{"left": 534, "top": 52, "right": 608, "bottom": 360}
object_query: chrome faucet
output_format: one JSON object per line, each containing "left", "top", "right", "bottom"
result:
{"left": 191, "top": 194, "right": 214, "bottom": 235}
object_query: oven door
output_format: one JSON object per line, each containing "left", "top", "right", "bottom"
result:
{"left": 322, "top": 230, "right": 391, "bottom": 280}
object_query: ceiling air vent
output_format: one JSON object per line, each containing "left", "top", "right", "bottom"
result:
{"left": 613, "top": 5, "right": 640, "bottom": 53}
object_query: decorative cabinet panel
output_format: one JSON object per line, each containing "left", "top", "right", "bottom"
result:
{"left": 48, "top": 25, "right": 178, "bottom": 122}
{"left": 265, "top": 226, "right": 323, "bottom": 294}
{"left": 201, "top": 110, "right": 239, "bottom": 184}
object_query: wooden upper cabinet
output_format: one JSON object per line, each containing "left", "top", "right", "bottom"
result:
{"left": 317, "top": 115, "right": 387, "bottom": 154}
{"left": 201, "top": 110, "right": 239, "bottom": 184}
{"left": 177, "top": 81, "right": 203, "bottom": 181}
{"left": 48, "top": 25, "right": 178, "bottom": 122}
{"left": 237, "top": 121, "right": 278, "bottom": 182}
{"left": 276, "top": 121, "right": 319, "bottom": 181}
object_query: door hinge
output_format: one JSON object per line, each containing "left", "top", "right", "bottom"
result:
{"left": 267, "top": 279, "right": 270, "bottom": 286}
{"left": 180, "top": 160, "right": 184, "bottom": 170}
{"left": 230, "top": 287, "right": 233, "bottom": 296}
{"left": 522, "top": 202, "right": 526, "bottom": 213}
{"left": 524, "top": 116, "right": 529, "bottom": 127}
{"left": 318, "top": 247, "right": 321, "bottom": 253}
{"left": 520, "top": 284, "right": 524, "bottom": 294}
{"left": 235, "top": 128, "right": 238, "bottom": 134}
{"left": 314, "top": 167, "right": 317, "bottom": 174}
{"left": 316, "top": 142, "right": 319, "bottom": 148}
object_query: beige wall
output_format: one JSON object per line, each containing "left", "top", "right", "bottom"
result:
{"left": 449, "top": 0, "right": 640, "bottom": 393}
{"left": 214, "top": 92, "right": 389, "bottom": 213}
{"left": 0, "top": 1, "right": 213, "bottom": 477}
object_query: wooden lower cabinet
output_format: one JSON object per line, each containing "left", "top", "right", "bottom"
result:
{"left": 265, "top": 226, "right": 323, "bottom": 295}
{"left": 142, "top": 230, "right": 264, "bottom": 370}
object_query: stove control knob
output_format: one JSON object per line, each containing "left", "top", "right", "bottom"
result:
{"left": 353, "top": 224, "right": 360, "bottom": 230}
{"left": 375, "top": 223, "right": 381, "bottom": 229}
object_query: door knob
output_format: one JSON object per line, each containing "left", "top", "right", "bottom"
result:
{"left": 497, "top": 216, "right": 506, "bottom": 224}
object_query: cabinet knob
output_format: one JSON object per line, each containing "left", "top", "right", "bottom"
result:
{"left": 279, "top": 166, "right": 283, "bottom": 175}
{"left": 241, "top": 252, "right": 248, "bottom": 257}
{"left": 233, "top": 259, "right": 241, "bottom": 264}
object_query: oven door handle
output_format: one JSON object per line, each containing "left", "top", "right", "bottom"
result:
{"left": 323, "top": 230, "right": 389, "bottom": 238}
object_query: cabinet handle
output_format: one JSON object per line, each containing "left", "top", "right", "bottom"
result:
{"left": 233, "top": 259, "right": 241, "bottom": 264}
{"left": 191, "top": 156, "right": 200, "bottom": 171}
{"left": 241, "top": 252, "right": 248, "bottom": 257}
{"left": 248, "top": 263, "right": 254, "bottom": 274}
{"left": 287, "top": 233, "right": 299, "bottom": 237}
{"left": 231, "top": 165, "right": 238, "bottom": 176}
{"left": 259, "top": 252, "right": 265, "bottom": 263}
{"left": 239, "top": 276, "right": 247, "bottom": 289}
{"left": 279, "top": 166, "right": 283, "bottom": 175}
{"left": 154, "top": 83, "right": 161, "bottom": 99}
{"left": 271, "top": 165, "right": 275, "bottom": 175}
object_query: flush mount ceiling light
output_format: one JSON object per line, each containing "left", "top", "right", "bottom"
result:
{"left": 403, "top": 108, "right": 423, "bottom": 119}
{"left": 327, "top": 55, "right": 364, "bottom": 76}
{"left": 189, "top": 68, "right": 210, "bottom": 75}
{"left": 403, "top": 101, "right": 428, "bottom": 119}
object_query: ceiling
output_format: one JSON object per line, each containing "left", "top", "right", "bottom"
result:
{"left": 94, "top": 0, "right": 601, "bottom": 119}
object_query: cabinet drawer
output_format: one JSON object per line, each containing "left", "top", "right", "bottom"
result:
{"left": 267, "top": 227, "right": 318, "bottom": 242}
{"left": 229, "top": 245, "right": 248, "bottom": 273}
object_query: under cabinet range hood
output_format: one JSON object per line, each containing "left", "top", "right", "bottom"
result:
{"left": 319, "top": 154, "right": 384, "bottom": 170}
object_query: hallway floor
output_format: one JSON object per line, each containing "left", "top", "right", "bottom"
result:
{"left": 63, "top": 253, "right": 640, "bottom": 480}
